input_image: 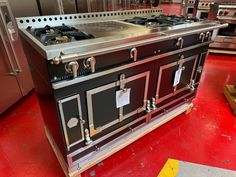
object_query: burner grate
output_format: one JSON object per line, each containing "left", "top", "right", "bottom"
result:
{"left": 27, "top": 24, "right": 95, "bottom": 46}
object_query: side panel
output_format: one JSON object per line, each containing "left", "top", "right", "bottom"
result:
{"left": 21, "top": 39, "right": 67, "bottom": 160}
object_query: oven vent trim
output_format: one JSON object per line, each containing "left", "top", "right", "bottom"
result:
{"left": 16, "top": 8, "right": 162, "bottom": 29}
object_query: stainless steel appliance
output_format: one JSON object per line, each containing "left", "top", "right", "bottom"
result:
{"left": 195, "top": 0, "right": 213, "bottom": 19}
{"left": 0, "top": 0, "right": 33, "bottom": 114}
{"left": 209, "top": 2, "right": 236, "bottom": 54}
{"left": 16, "top": 9, "right": 226, "bottom": 176}
{"left": 182, "top": 0, "right": 196, "bottom": 17}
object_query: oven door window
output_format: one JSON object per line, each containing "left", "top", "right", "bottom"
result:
{"left": 200, "top": 12, "right": 209, "bottom": 19}
{"left": 187, "top": 7, "right": 194, "bottom": 14}
{"left": 86, "top": 71, "right": 150, "bottom": 137}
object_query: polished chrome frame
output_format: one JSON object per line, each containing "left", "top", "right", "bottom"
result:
{"left": 66, "top": 89, "right": 195, "bottom": 167}
{"left": 58, "top": 94, "right": 85, "bottom": 151}
{"left": 86, "top": 71, "right": 150, "bottom": 137}
{"left": 67, "top": 102, "right": 193, "bottom": 174}
{"left": 155, "top": 55, "right": 198, "bottom": 104}
{"left": 194, "top": 52, "right": 208, "bottom": 85}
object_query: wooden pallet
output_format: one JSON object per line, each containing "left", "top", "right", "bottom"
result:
{"left": 224, "top": 85, "right": 236, "bottom": 116}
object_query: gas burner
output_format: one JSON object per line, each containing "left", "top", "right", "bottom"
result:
{"left": 125, "top": 14, "right": 199, "bottom": 30}
{"left": 27, "top": 25, "right": 95, "bottom": 46}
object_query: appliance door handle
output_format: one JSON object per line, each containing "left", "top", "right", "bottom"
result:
{"left": 0, "top": 4, "right": 22, "bottom": 73}
{"left": 0, "top": 30, "right": 17, "bottom": 76}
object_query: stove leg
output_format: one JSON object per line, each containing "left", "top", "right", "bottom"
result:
{"left": 184, "top": 103, "right": 193, "bottom": 114}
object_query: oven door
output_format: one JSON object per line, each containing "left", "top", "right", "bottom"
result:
{"left": 86, "top": 71, "right": 149, "bottom": 137}
{"left": 196, "top": 10, "right": 209, "bottom": 20}
{"left": 156, "top": 55, "right": 198, "bottom": 104}
{"left": 57, "top": 94, "right": 85, "bottom": 151}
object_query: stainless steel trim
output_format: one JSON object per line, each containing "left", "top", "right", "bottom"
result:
{"left": 68, "top": 93, "right": 194, "bottom": 167}
{"left": 153, "top": 92, "right": 193, "bottom": 115}
{"left": 208, "top": 49, "right": 236, "bottom": 55}
{"left": 194, "top": 52, "right": 207, "bottom": 82}
{"left": 16, "top": 16, "right": 227, "bottom": 60}
{"left": 155, "top": 55, "right": 197, "bottom": 103}
{"left": 16, "top": 9, "right": 162, "bottom": 29}
{"left": 58, "top": 94, "right": 85, "bottom": 151}
{"left": 86, "top": 71, "right": 150, "bottom": 137}
{"left": 68, "top": 115, "right": 147, "bottom": 159}
{"left": 69, "top": 103, "right": 192, "bottom": 172}
{"left": 52, "top": 42, "right": 212, "bottom": 90}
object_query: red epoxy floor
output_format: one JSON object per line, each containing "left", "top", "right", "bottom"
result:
{"left": 1, "top": 54, "right": 236, "bottom": 177}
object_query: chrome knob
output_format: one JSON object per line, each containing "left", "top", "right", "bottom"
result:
{"left": 85, "top": 57, "right": 96, "bottom": 73}
{"left": 205, "top": 31, "right": 212, "bottom": 41}
{"left": 65, "top": 61, "right": 79, "bottom": 79}
{"left": 176, "top": 37, "right": 184, "bottom": 49}
{"left": 199, "top": 33, "right": 205, "bottom": 43}
{"left": 130, "top": 48, "right": 138, "bottom": 62}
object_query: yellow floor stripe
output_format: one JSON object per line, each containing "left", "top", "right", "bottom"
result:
{"left": 157, "top": 159, "right": 179, "bottom": 177}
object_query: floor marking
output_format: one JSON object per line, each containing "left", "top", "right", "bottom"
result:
{"left": 157, "top": 159, "right": 236, "bottom": 177}
{"left": 157, "top": 159, "right": 179, "bottom": 177}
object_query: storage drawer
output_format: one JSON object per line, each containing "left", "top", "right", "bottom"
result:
{"left": 57, "top": 94, "right": 85, "bottom": 151}
{"left": 86, "top": 71, "right": 150, "bottom": 137}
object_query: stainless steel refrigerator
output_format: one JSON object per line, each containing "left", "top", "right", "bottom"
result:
{"left": 0, "top": 0, "right": 33, "bottom": 114}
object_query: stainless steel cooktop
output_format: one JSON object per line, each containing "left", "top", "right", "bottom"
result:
{"left": 16, "top": 9, "right": 228, "bottom": 60}
{"left": 75, "top": 21, "right": 149, "bottom": 38}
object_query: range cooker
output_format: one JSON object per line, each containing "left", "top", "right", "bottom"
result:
{"left": 16, "top": 9, "right": 227, "bottom": 177}
{"left": 181, "top": 0, "right": 197, "bottom": 18}
{"left": 209, "top": 2, "right": 236, "bottom": 54}
{"left": 195, "top": 0, "right": 213, "bottom": 20}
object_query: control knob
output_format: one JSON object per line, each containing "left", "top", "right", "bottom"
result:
{"left": 65, "top": 61, "right": 79, "bottom": 79}
{"left": 84, "top": 57, "right": 96, "bottom": 73}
